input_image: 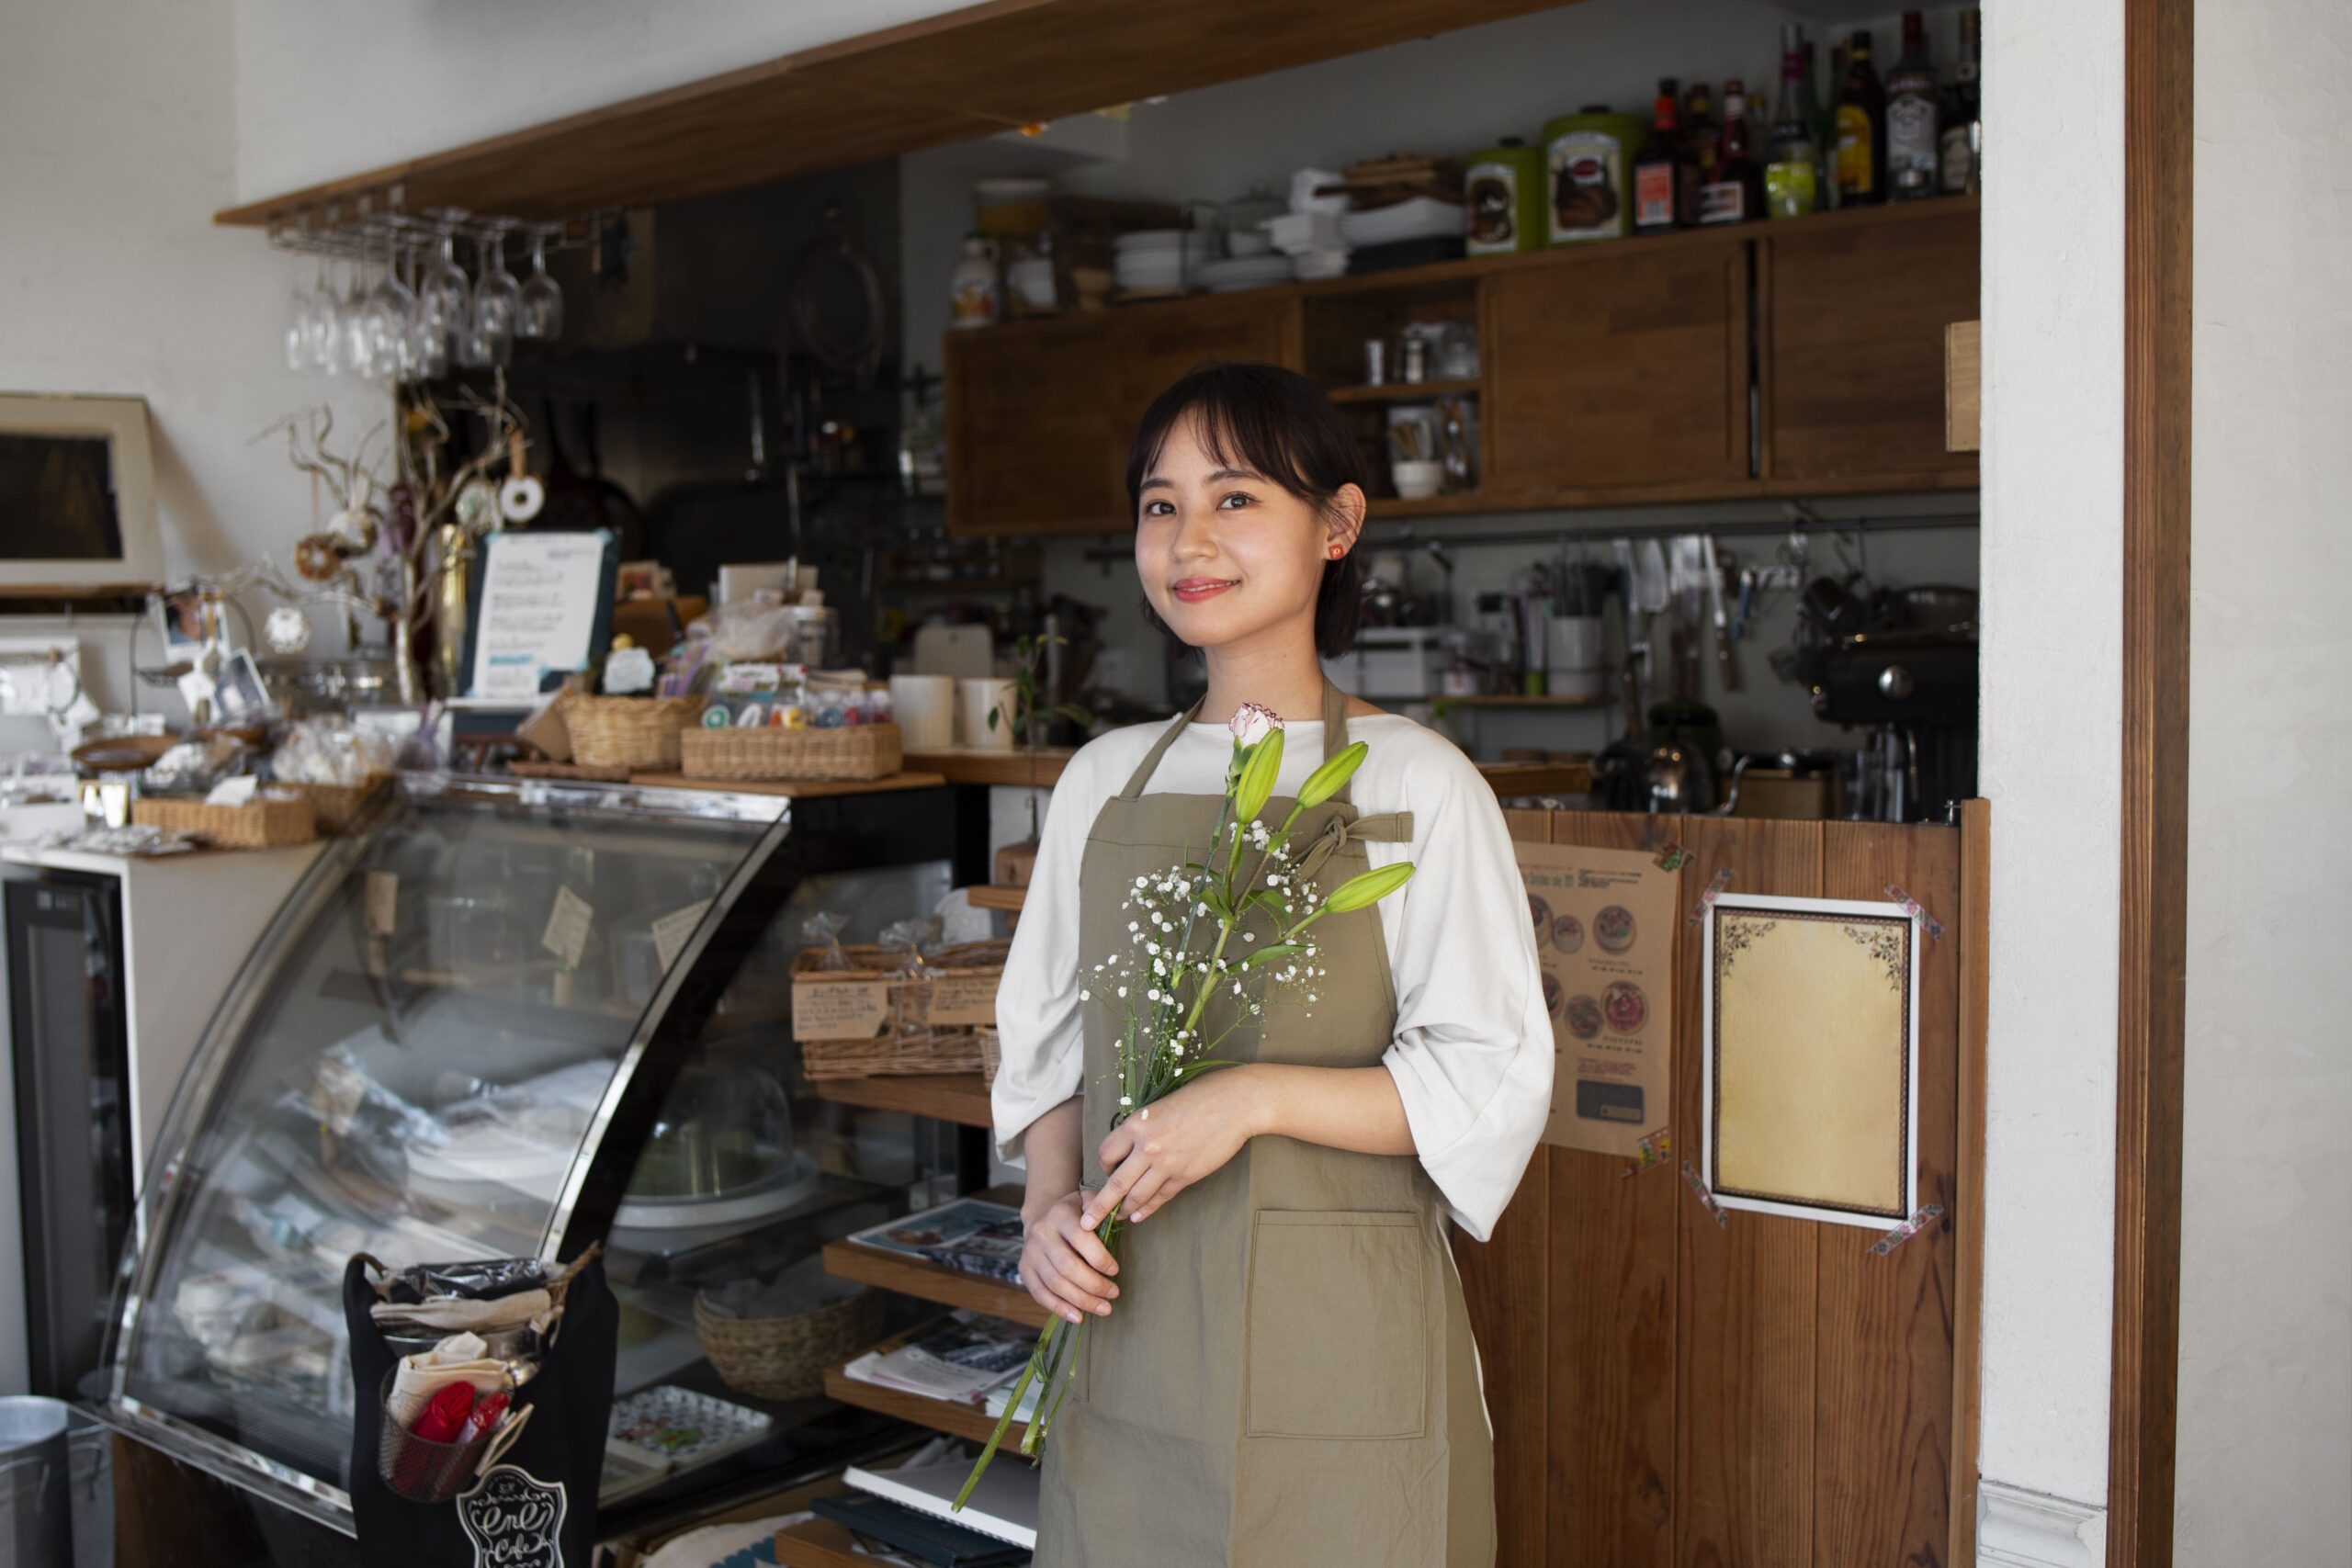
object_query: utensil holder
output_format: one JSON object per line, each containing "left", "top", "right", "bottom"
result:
{"left": 376, "top": 1371, "right": 513, "bottom": 1506}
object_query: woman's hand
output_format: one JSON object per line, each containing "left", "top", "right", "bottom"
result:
{"left": 1020, "top": 1190, "right": 1121, "bottom": 1326}
{"left": 1085, "top": 1065, "right": 1265, "bottom": 1228}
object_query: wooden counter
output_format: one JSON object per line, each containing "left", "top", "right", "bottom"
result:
{"left": 906, "top": 749, "right": 1591, "bottom": 797}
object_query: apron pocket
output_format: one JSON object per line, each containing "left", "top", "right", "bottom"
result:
{"left": 1243, "top": 1209, "right": 1428, "bottom": 1440}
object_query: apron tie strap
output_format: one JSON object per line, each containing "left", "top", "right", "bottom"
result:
{"left": 1295, "top": 808, "right": 1415, "bottom": 879}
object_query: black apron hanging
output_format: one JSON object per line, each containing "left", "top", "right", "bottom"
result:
{"left": 342, "top": 1251, "right": 617, "bottom": 1568}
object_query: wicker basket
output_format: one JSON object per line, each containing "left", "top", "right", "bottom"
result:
{"left": 695, "top": 1285, "right": 883, "bottom": 1401}
{"left": 132, "top": 794, "right": 316, "bottom": 848}
{"left": 565, "top": 696, "right": 702, "bottom": 772}
{"left": 978, "top": 1027, "right": 1001, "bottom": 1089}
{"left": 680, "top": 723, "right": 901, "bottom": 783}
{"left": 286, "top": 773, "right": 390, "bottom": 834}
{"left": 792, "top": 939, "right": 1007, "bottom": 1077}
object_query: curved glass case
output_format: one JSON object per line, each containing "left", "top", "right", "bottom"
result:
{"left": 100, "top": 773, "right": 966, "bottom": 1533}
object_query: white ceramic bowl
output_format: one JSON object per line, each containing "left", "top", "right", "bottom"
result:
{"left": 1390, "top": 460, "right": 1445, "bottom": 501}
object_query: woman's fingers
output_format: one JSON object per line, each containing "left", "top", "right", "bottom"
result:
{"left": 1046, "top": 1230, "right": 1118, "bottom": 1307}
{"left": 1062, "top": 1215, "right": 1118, "bottom": 1277}
{"left": 1081, "top": 1157, "right": 1143, "bottom": 1228}
{"left": 1034, "top": 1251, "right": 1114, "bottom": 1322}
{"left": 1129, "top": 1176, "right": 1185, "bottom": 1223}
{"left": 1120, "top": 1160, "right": 1174, "bottom": 1222}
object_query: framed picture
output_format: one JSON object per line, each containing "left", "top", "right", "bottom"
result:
{"left": 210, "top": 649, "right": 273, "bottom": 721}
{"left": 1701, "top": 892, "right": 1921, "bottom": 1229}
{"left": 0, "top": 394, "right": 163, "bottom": 592}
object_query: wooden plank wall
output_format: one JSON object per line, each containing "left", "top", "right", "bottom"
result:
{"left": 1453, "top": 810, "right": 1970, "bottom": 1567}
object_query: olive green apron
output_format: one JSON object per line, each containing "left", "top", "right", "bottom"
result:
{"left": 1034, "top": 680, "right": 1496, "bottom": 1567}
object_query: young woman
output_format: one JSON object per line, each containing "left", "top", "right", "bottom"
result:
{"left": 990, "top": 363, "right": 1551, "bottom": 1566}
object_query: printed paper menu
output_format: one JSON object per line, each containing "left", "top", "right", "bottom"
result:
{"left": 1514, "top": 841, "right": 1678, "bottom": 1156}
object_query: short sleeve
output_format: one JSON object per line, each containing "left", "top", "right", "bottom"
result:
{"left": 1374, "top": 741, "right": 1553, "bottom": 1242}
{"left": 988, "top": 737, "right": 1129, "bottom": 1167}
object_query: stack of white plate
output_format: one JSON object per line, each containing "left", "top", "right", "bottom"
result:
{"left": 1293, "top": 250, "right": 1351, "bottom": 281}
{"left": 1338, "top": 197, "right": 1467, "bottom": 247}
{"left": 1114, "top": 229, "right": 1217, "bottom": 295}
{"left": 1195, "top": 254, "right": 1296, "bottom": 294}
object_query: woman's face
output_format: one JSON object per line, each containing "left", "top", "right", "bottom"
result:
{"left": 1135, "top": 413, "right": 1363, "bottom": 656}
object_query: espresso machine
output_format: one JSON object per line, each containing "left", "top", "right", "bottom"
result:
{"left": 1813, "top": 622, "right": 1979, "bottom": 821}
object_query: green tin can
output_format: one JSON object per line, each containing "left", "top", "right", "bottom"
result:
{"left": 1464, "top": 137, "right": 1547, "bottom": 255}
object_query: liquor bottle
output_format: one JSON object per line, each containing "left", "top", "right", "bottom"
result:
{"left": 1885, "top": 10, "right": 1940, "bottom": 199}
{"left": 1817, "top": 40, "right": 1845, "bottom": 209}
{"left": 1765, "top": 25, "right": 1822, "bottom": 218}
{"left": 1836, "top": 29, "right": 1887, "bottom": 204}
{"left": 1698, "top": 80, "right": 1764, "bottom": 225}
{"left": 1940, "top": 8, "right": 1983, "bottom": 195}
{"left": 1682, "top": 81, "right": 1722, "bottom": 189}
{"left": 1632, "top": 78, "right": 1689, "bottom": 235}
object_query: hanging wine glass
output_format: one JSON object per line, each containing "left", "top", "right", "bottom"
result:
{"left": 408, "top": 247, "right": 451, "bottom": 380}
{"left": 341, "top": 258, "right": 377, "bottom": 378}
{"left": 472, "top": 229, "right": 522, "bottom": 340}
{"left": 516, "top": 225, "right": 564, "bottom": 340}
{"left": 286, "top": 264, "right": 316, "bottom": 373}
{"left": 364, "top": 240, "right": 418, "bottom": 383}
{"left": 418, "top": 222, "right": 471, "bottom": 337}
{"left": 315, "top": 259, "right": 350, "bottom": 377}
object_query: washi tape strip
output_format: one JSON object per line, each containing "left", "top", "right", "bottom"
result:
{"left": 1680, "top": 1160, "right": 1728, "bottom": 1228}
{"left": 1652, "top": 840, "right": 1691, "bottom": 872}
{"left": 1867, "top": 1202, "right": 1945, "bottom": 1257}
{"left": 1621, "top": 1127, "right": 1673, "bottom": 1178}
{"left": 1884, "top": 885, "right": 1946, "bottom": 942}
{"left": 1687, "top": 867, "right": 1733, "bottom": 926}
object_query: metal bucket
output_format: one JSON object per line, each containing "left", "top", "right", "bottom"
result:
{"left": 0, "top": 1395, "right": 72, "bottom": 1568}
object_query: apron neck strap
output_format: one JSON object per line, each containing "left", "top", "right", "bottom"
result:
{"left": 1114, "top": 679, "right": 1357, "bottom": 801}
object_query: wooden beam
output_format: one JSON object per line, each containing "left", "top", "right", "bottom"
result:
{"left": 216, "top": 0, "right": 1578, "bottom": 227}
{"left": 1951, "top": 798, "right": 1991, "bottom": 1567}
{"left": 2109, "top": 0, "right": 2192, "bottom": 1562}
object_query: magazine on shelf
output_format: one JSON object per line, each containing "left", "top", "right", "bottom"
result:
{"left": 844, "top": 1452, "right": 1039, "bottom": 1550}
{"left": 842, "top": 1310, "right": 1035, "bottom": 1404}
{"left": 845, "top": 1197, "right": 1025, "bottom": 1285}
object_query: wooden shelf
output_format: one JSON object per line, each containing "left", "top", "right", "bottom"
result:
{"left": 902, "top": 750, "right": 1071, "bottom": 788}
{"left": 822, "top": 1360, "right": 1030, "bottom": 1449}
{"left": 1468, "top": 761, "right": 1595, "bottom": 796}
{"left": 773, "top": 1517, "right": 884, "bottom": 1568}
{"left": 966, "top": 884, "right": 1028, "bottom": 914}
{"left": 1326, "top": 377, "right": 1481, "bottom": 403}
{"left": 808, "top": 1070, "right": 994, "bottom": 1127}
{"left": 823, "top": 1183, "right": 1048, "bottom": 1329}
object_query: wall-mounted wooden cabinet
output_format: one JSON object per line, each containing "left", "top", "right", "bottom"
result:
{"left": 944, "top": 198, "right": 1978, "bottom": 536}
{"left": 1483, "top": 234, "right": 1751, "bottom": 497}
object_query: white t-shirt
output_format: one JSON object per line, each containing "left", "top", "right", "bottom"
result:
{"left": 989, "top": 712, "right": 1552, "bottom": 1243}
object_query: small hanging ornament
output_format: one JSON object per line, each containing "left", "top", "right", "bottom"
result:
{"left": 293, "top": 532, "right": 345, "bottom": 582}
{"left": 265, "top": 605, "right": 315, "bottom": 655}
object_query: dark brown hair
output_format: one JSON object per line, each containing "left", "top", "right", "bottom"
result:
{"left": 1125, "top": 361, "right": 1366, "bottom": 659}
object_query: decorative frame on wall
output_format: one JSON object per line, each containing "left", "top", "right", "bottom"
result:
{"left": 0, "top": 393, "right": 162, "bottom": 592}
{"left": 1701, "top": 892, "right": 1922, "bottom": 1228}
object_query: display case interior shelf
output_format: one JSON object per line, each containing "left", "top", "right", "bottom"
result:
{"left": 808, "top": 1071, "right": 995, "bottom": 1128}
{"left": 820, "top": 1359, "right": 1028, "bottom": 1450}
{"left": 822, "top": 1185, "right": 1046, "bottom": 1329}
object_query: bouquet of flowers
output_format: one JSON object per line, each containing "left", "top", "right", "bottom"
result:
{"left": 956, "top": 702, "right": 1415, "bottom": 1506}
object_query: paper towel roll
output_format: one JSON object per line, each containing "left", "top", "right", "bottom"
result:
{"left": 888, "top": 675, "right": 956, "bottom": 751}
{"left": 958, "top": 677, "right": 1019, "bottom": 750}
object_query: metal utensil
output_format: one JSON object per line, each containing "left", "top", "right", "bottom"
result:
{"left": 1702, "top": 535, "right": 1739, "bottom": 691}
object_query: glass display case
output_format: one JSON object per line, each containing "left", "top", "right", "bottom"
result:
{"left": 97, "top": 773, "right": 973, "bottom": 1538}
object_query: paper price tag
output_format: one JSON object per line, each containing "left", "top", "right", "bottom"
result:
{"left": 927, "top": 974, "right": 1001, "bottom": 1027}
{"left": 364, "top": 871, "right": 400, "bottom": 937}
{"left": 1652, "top": 840, "right": 1691, "bottom": 872}
{"left": 542, "top": 886, "right": 594, "bottom": 971}
{"left": 650, "top": 899, "right": 713, "bottom": 975}
{"left": 792, "top": 979, "right": 893, "bottom": 1041}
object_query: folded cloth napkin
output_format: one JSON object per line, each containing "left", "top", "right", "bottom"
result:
{"left": 372, "top": 1288, "right": 554, "bottom": 1336}
{"left": 386, "top": 1331, "right": 508, "bottom": 1427}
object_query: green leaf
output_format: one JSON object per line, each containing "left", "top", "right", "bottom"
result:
{"left": 1322, "top": 860, "right": 1417, "bottom": 913}
{"left": 1295, "top": 740, "right": 1367, "bottom": 811}
{"left": 986, "top": 707, "right": 1000, "bottom": 731}
{"left": 1240, "top": 888, "right": 1288, "bottom": 920}
{"left": 1237, "top": 942, "right": 1303, "bottom": 973}
{"left": 1054, "top": 703, "right": 1094, "bottom": 728}
{"left": 1200, "top": 885, "right": 1234, "bottom": 923}
{"left": 1233, "top": 728, "right": 1284, "bottom": 823}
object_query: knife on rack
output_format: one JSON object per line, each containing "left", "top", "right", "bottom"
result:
{"left": 1702, "top": 535, "right": 1739, "bottom": 692}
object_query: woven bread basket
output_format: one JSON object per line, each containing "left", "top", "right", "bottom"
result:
{"left": 695, "top": 1284, "right": 883, "bottom": 1401}
{"left": 680, "top": 722, "right": 901, "bottom": 783}
{"left": 285, "top": 773, "right": 390, "bottom": 834}
{"left": 565, "top": 695, "right": 703, "bottom": 772}
{"left": 132, "top": 794, "right": 316, "bottom": 848}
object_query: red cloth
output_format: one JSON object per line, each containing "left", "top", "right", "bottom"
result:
{"left": 409, "top": 1382, "right": 477, "bottom": 1443}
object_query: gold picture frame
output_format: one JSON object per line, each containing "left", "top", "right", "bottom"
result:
{"left": 1701, "top": 893, "right": 1920, "bottom": 1228}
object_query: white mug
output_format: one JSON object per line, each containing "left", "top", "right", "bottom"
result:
{"left": 1545, "top": 615, "right": 1607, "bottom": 701}
{"left": 888, "top": 674, "right": 956, "bottom": 751}
{"left": 958, "top": 677, "right": 1020, "bottom": 750}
